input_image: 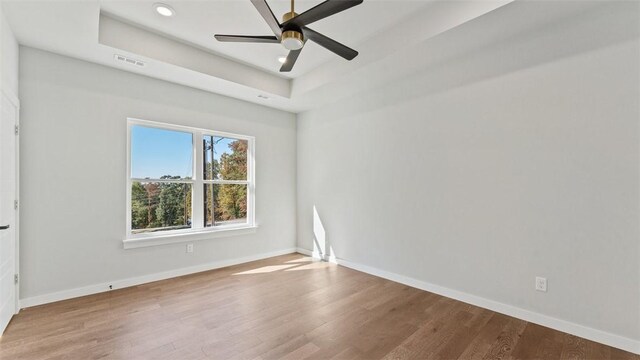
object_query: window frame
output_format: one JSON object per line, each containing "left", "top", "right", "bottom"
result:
{"left": 125, "top": 118, "right": 256, "bottom": 247}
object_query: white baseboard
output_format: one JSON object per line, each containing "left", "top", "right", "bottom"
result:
{"left": 20, "top": 248, "right": 297, "bottom": 309}
{"left": 296, "top": 247, "right": 640, "bottom": 355}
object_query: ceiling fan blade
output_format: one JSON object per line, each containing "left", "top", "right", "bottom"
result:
{"left": 283, "top": 0, "right": 363, "bottom": 28}
{"left": 280, "top": 48, "right": 304, "bottom": 72}
{"left": 214, "top": 34, "right": 280, "bottom": 43}
{"left": 303, "top": 27, "right": 358, "bottom": 60}
{"left": 250, "top": 0, "right": 282, "bottom": 38}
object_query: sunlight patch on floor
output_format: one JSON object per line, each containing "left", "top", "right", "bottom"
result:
{"left": 285, "top": 256, "right": 315, "bottom": 264}
{"left": 232, "top": 264, "right": 299, "bottom": 275}
{"left": 285, "top": 262, "right": 333, "bottom": 271}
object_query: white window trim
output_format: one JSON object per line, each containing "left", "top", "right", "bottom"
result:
{"left": 124, "top": 118, "right": 256, "bottom": 249}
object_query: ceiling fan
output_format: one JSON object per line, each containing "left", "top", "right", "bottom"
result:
{"left": 214, "top": 0, "right": 363, "bottom": 72}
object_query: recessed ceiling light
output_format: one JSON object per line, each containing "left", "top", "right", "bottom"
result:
{"left": 154, "top": 3, "right": 175, "bottom": 17}
{"left": 278, "top": 56, "right": 287, "bottom": 64}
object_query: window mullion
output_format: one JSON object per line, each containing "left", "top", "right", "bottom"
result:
{"left": 207, "top": 180, "right": 250, "bottom": 185}
{"left": 192, "top": 130, "right": 204, "bottom": 230}
{"left": 131, "top": 178, "right": 193, "bottom": 183}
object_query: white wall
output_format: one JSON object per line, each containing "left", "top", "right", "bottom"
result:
{"left": 0, "top": 4, "right": 18, "bottom": 96}
{"left": 297, "top": 0, "right": 640, "bottom": 346}
{"left": 19, "top": 47, "right": 297, "bottom": 300}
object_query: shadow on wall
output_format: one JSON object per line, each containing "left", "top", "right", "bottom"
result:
{"left": 313, "top": 206, "right": 335, "bottom": 262}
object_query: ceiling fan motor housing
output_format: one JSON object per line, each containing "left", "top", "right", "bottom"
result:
{"left": 281, "top": 12, "right": 304, "bottom": 50}
{"left": 282, "top": 11, "right": 297, "bottom": 23}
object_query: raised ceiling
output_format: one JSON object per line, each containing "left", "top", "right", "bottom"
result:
{"left": 2, "top": 0, "right": 514, "bottom": 112}
{"left": 100, "top": 0, "right": 428, "bottom": 79}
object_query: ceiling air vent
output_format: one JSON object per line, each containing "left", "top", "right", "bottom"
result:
{"left": 114, "top": 54, "right": 146, "bottom": 67}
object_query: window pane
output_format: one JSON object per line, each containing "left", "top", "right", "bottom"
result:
{"left": 203, "top": 136, "right": 218, "bottom": 180}
{"left": 204, "top": 184, "right": 247, "bottom": 227}
{"left": 203, "top": 136, "right": 248, "bottom": 180}
{"left": 204, "top": 183, "right": 215, "bottom": 227}
{"left": 131, "top": 181, "right": 192, "bottom": 233}
{"left": 131, "top": 126, "right": 193, "bottom": 179}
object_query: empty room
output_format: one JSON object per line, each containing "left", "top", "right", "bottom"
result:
{"left": 0, "top": 0, "right": 638, "bottom": 359}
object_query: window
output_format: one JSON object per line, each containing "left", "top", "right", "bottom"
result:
{"left": 126, "top": 119, "right": 255, "bottom": 242}
{"left": 203, "top": 135, "right": 250, "bottom": 227}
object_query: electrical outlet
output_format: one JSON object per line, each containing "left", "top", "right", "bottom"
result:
{"left": 535, "top": 276, "right": 547, "bottom": 292}
{"left": 186, "top": 243, "right": 194, "bottom": 253}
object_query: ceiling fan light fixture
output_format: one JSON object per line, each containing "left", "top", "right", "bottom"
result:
{"left": 281, "top": 30, "right": 304, "bottom": 51}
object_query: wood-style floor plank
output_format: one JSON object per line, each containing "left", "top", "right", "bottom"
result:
{"left": 0, "top": 253, "right": 637, "bottom": 360}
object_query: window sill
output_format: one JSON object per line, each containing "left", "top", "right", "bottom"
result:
{"left": 123, "top": 225, "right": 258, "bottom": 249}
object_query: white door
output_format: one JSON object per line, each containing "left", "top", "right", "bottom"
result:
{"left": 0, "top": 91, "right": 18, "bottom": 334}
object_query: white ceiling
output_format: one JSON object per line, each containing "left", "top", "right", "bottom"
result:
{"left": 99, "top": 0, "right": 428, "bottom": 79}
{"left": 1, "top": 0, "right": 514, "bottom": 112}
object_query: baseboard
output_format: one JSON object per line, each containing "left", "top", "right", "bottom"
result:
{"left": 296, "top": 247, "right": 640, "bottom": 355}
{"left": 20, "top": 248, "right": 297, "bottom": 309}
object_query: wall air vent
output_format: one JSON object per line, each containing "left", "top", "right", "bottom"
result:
{"left": 114, "top": 54, "right": 146, "bottom": 67}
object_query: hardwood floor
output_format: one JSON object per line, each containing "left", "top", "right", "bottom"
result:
{"left": 1, "top": 253, "right": 637, "bottom": 360}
